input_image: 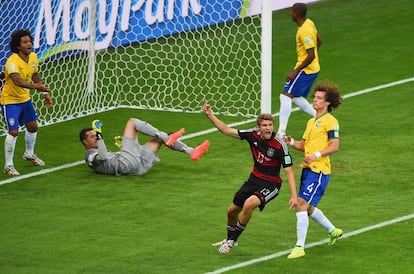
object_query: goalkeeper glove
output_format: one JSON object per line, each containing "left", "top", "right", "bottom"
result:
{"left": 92, "top": 120, "right": 103, "bottom": 140}
{"left": 114, "top": 136, "right": 122, "bottom": 148}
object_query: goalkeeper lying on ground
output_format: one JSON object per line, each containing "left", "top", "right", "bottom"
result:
{"left": 79, "top": 118, "right": 210, "bottom": 176}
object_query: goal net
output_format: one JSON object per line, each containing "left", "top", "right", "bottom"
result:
{"left": 0, "top": 0, "right": 269, "bottom": 133}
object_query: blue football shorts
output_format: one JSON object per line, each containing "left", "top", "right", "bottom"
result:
{"left": 283, "top": 71, "right": 319, "bottom": 97}
{"left": 1, "top": 100, "right": 38, "bottom": 131}
{"left": 298, "top": 168, "right": 330, "bottom": 207}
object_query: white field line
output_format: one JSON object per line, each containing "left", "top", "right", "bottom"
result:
{"left": 0, "top": 161, "right": 84, "bottom": 186}
{"left": 1, "top": 77, "right": 413, "bottom": 186}
{"left": 205, "top": 213, "right": 414, "bottom": 274}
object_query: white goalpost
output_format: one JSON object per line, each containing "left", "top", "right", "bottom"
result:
{"left": 0, "top": 0, "right": 272, "bottom": 134}
{"left": 260, "top": 0, "right": 272, "bottom": 114}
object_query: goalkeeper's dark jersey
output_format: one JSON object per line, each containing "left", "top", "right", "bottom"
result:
{"left": 238, "top": 129, "right": 293, "bottom": 184}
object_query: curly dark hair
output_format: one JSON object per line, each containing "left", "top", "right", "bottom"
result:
{"left": 313, "top": 81, "right": 343, "bottom": 112}
{"left": 9, "top": 29, "right": 33, "bottom": 53}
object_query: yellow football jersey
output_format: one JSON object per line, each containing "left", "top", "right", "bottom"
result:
{"left": 301, "top": 113, "right": 339, "bottom": 174}
{"left": 295, "top": 18, "right": 320, "bottom": 74}
{"left": 0, "top": 52, "right": 39, "bottom": 105}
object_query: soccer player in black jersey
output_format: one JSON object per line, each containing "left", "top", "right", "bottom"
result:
{"left": 202, "top": 98, "right": 297, "bottom": 254}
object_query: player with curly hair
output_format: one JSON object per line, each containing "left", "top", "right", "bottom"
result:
{"left": 1, "top": 29, "right": 53, "bottom": 175}
{"left": 284, "top": 81, "right": 343, "bottom": 259}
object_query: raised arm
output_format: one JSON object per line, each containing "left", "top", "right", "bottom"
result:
{"left": 92, "top": 120, "right": 110, "bottom": 160}
{"left": 202, "top": 98, "right": 240, "bottom": 139}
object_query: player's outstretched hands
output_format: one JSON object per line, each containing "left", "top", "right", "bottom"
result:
{"left": 202, "top": 98, "right": 212, "bottom": 115}
{"left": 289, "top": 196, "right": 298, "bottom": 210}
{"left": 44, "top": 93, "right": 52, "bottom": 108}
{"left": 114, "top": 136, "right": 122, "bottom": 148}
{"left": 92, "top": 120, "right": 103, "bottom": 133}
{"left": 283, "top": 136, "right": 293, "bottom": 145}
{"left": 92, "top": 120, "right": 103, "bottom": 140}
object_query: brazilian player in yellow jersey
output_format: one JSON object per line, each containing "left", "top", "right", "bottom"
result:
{"left": 284, "top": 81, "right": 343, "bottom": 259}
{"left": 278, "top": 2, "right": 322, "bottom": 136}
{"left": 0, "top": 29, "right": 53, "bottom": 176}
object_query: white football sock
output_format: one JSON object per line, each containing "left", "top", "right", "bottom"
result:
{"left": 278, "top": 94, "right": 292, "bottom": 135}
{"left": 25, "top": 131, "right": 37, "bottom": 155}
{"left": 5, "top": 134, "right": 17, "bottom": 166}
{"left": 295, "top": 211, "right": 309, "bottom": 247}
{"left": 310, "top": 207, "right": 335, "bottom": 233}
{"left": 292, "top": 96, "right": 316, "bottom": 116}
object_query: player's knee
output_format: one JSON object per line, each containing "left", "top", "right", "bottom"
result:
{"left": 244, "top": 195, "right": 261, "bottom": 210}
{"left": 227, "top": 204, "right": 241, "bottom": 217}
{"left": 8, "top": 130, "right": 19, "bottom": 137}
{"left": 296, "top": 198, "right": 310, "bottom": 212}
{"left": 127, "top": 118, "right": 137, "bottom": 125}
{"left": 281, "top": 92, "right": 293, "bottom": 99}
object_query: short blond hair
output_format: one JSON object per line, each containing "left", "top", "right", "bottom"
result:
{"left": 256, "top": 113, "right": 274, "bottom": 126}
